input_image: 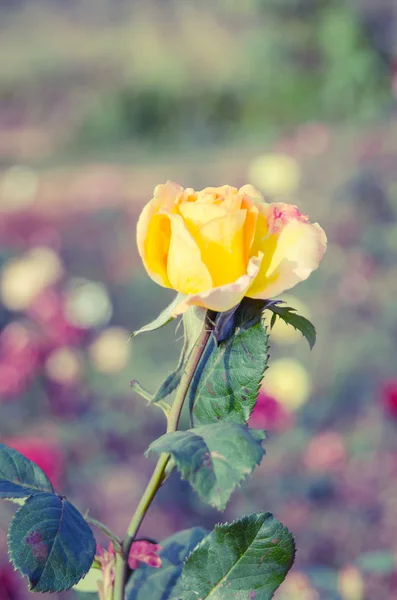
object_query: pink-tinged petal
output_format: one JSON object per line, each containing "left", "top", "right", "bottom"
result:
{"left": 166, "top": 213, "right": 213, "bottom": 294}
{"left": 247, "top": 204, "right": 327, "bottom": 299}
{"left": 136, "top": 181, "right": 183, "bottom": 287}
{"left": 171, "top": 253, "right": 263, "bottom": 316}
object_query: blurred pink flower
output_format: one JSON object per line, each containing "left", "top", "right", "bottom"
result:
{"left": 0, "top": 323, "right": 41, "bottom": 399}
{"left": 2, "top": 437, "right": 64, "bottom": 489}
{"left": 381, "top": 380, "right": 397, "bottom": 419}
{"left": 28, "top": 289, "right": 86, "bottom": 348}
{"left": 249, "top": 391, "right": 293, "bottom": 432}
{"left": 304, "top": 431, "right": 346, "bottom": 473}
{"left": 296, "top": 122, "right": 330, "bottom": 156}
{"left": 392, "top": 58, "right": 397, "bottom": 99}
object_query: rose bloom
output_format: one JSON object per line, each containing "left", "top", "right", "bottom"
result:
{"left": 137, "top": 182, "right": 326, "bottom": 314}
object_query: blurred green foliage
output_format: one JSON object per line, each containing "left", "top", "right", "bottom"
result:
{"left": 0, "top": 0, "right": 391, "bottom": 154}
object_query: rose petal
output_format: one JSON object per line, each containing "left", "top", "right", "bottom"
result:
{"left": 136, "top": 181, "right": 183, "bottom": 287}
{"left": 247, "top": 204, "right": 327, "bottom": 299}
{"left": 196, "top": 185, "right": 238, "bottom": 203}
{"left": 166, "top": 213, "right": 213, "bottom": 294}
{"left": 238, "top": 184, "right": 265, "bottom": 203}
{"left": 172, "top": 253, "right": 263, "bottom": 316}
{"left": 242, "top": 203, "right": 259, "bottom": 262}
{"left": 179, "top": 202, "right": 228, "bottom": 223}
{"left": 180, "top": 204, "right": 247, "bottom": 287}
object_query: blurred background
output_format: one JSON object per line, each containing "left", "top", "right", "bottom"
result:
{"left": 0, "top": 0, "right": 397, "bottom": 598}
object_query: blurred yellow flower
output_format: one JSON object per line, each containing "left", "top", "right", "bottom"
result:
{"left": 304, "top": 431, "right": 346, "bottom": 472}
{"left": 248, "top": 153, "right": 300, "bottom": 197}
{"left": 0, "top": 247, "right": 62, "bottom": 311}
{"left": 338, "top": 566, "right": 364, "bottom": 600}
{"left": 45, "top": 347, "right": 82, "bottom": 385}
{"left": 276, "top": 572, "right": 319, "bottom": 599}
{"left": 262, "top": 358, "right": 311, "bottom": 411}
{"left": 137, "top": 181, "right": 326, "bottom": 315}
{"left": 263, "top": 294, "right": 311, "bottom": 345}
{"left": 89, "top": 327, "right": 131, "bottom": 374}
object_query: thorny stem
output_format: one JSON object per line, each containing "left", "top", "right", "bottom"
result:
{"left": 113, "top": 316, "right": 213, "bottom": 600}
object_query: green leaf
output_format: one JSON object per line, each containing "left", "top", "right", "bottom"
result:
{"left": 266, "top": 303, "right": 316, "bottom": 350}
{"left": 147, "top": 423, "right": 266, "bottom": 510}
{"left": 181, "top": 513, "right": 295, "bottom": 600}
{"left": 8, "top": 493, "right": 96, "bottom": 592}
{"left": 152, "top": 307, "right": 207, "bottom": 404}
{"left": 126, "top": 527, "right": 208, "bottom": 600}
{"left": 74, "top": 593, "right": 99, "bottom": 600}
{"left": 130, "top": 293, "right": 184, "bottom": 339}
{"left": 189, "top": 302, "right": 269, "bottom": 426}
{"left": 0, "top": 443, "right": 54, "bottom": 500}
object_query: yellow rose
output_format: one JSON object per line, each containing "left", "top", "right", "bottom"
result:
{"left": 136, "top": 181, "right": 326, "bottom": 315}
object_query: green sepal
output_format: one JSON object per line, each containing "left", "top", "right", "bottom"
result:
{"left": 266, "top": 301, "right": 316, "bottom": 349}
{"left": 130, "top": 293, "right": 185, "bottom": 339}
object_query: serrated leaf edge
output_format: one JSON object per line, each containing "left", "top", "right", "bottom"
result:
{"left": 7, "top": 494, "right": 95, "bottom": 593}
{"left": 191, "top": 323, "right": 270, "bottom": 427}
{"left": 0, "top": 444, "right": 55, "bottom": 496}
{"left": 147, "top": 427, "right": 266, "bottom": 511}
{"left": 267, "top": 304, "right": 316, "bottom": 350}
{"left": 182, "top": 513, "right": 296, "bottom": 598}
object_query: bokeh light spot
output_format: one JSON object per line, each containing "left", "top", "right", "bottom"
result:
{"left": 45, "top": 347, "right": 83, "bottom": 385}
{"left": 0, "top": 165, "right": 38, "bottom": 212}
{"left": 89, "top": 327, "right": 131, "bottom": 374}
{"left": 248, "top": 153, "right": 300, "bottom": 197}
{"left": 262, "top": 358, "right": 311, "bottom": 411}
{"left": 0, "top": 247, "right": 62, "bottom": 311}
{"left": 65, "top": 279, "right": 112, "bottom": 328}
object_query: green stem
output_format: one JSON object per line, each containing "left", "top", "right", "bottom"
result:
{"left": 113, "top": 317, "right": 212, "bottom": 600}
